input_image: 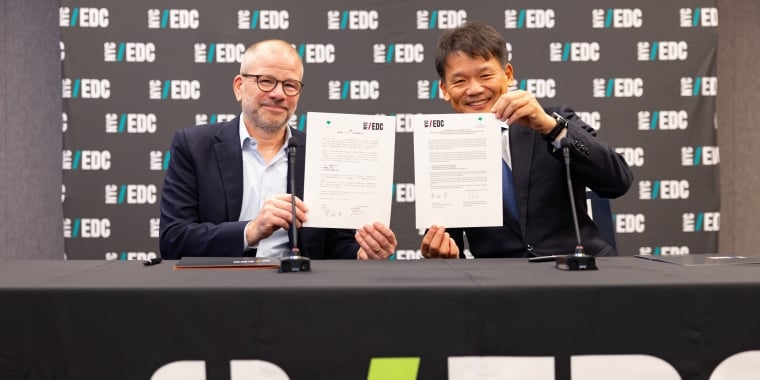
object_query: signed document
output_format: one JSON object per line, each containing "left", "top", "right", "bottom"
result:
{"left": 413, "top": 113, "right": 503, "bottom": 228}
{"left": 303, "top": 112, "right": 396, "bottom": 229}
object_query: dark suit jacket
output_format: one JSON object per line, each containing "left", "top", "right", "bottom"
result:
{"left": 448, "top": 105, "right": 633, "bottom": 258}
{"left": 159, "top": 117, "right": 359, "bottom": 259}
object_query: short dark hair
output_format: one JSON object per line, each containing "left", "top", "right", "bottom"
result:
{"left": 435, "top": 21, "right": 508, "bottom": 80}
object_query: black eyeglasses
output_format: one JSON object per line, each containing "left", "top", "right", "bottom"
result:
{"left": 240, "top": 74, "right": 304, "bottom": 96}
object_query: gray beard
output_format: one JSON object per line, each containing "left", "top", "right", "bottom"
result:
{"left": 247, "top": 109, "right": 290, "bottom": 135}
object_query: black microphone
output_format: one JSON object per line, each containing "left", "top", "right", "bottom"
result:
{"left": 279, "top": 136, "right": 311, "bottom": 273}
{"left": 142, "top": 257, "right": 162, "bottom": 266}
{"left": 553, "top": 135, "right": 598, "bottom": 271}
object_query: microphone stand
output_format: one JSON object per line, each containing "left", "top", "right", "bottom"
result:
{"left": 279, "top": 137, "right": 311, "bottom": 273}
{"left": 554, "top": 143, "right": 597, "bottom": 271}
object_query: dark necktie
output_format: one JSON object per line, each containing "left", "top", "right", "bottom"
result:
{"left": 502, "top": 159, "right": 518, "bottom": 219}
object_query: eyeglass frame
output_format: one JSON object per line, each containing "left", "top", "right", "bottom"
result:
{"left": 239, "top": 74, "right": 304, "bottom": 96}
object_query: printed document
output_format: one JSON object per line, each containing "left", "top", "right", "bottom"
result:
{"left": 303, "top": 112, "right": 396, "bottom": 228}
{"left": 413, "top": 113, "right": 503, "bottom": 228}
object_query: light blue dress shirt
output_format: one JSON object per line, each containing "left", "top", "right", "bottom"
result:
{"left": 238, "top": 116, "right": 292, "bottom": 257}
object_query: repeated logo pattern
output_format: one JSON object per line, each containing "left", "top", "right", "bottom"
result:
{"left": 61, "top": 1, "right": 719, "bottom": 260}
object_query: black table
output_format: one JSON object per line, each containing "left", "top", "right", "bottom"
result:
{"left": 1, "top": 257, "right": 759, "bottom": 380}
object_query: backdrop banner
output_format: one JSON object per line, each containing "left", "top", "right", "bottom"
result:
{"left": 60, "top": 0, "right": 719, "bottom": 260}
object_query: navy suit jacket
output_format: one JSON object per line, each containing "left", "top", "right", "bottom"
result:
{"left": 159, "top": 117, "right": 359, "bottom": 259}
{"left": 447, "top": 106, "right": 633, "bottom": 258}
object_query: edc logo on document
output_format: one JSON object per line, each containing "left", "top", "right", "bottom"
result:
{"left": 423, "top": 120, "right": 445, "bottom": 128}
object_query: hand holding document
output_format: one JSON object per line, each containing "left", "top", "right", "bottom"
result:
{"left": 413, "top": 113, "right": 504, "bottom": 228}
{"left": 303, "top": 112, "right": 396, "bottom": 229}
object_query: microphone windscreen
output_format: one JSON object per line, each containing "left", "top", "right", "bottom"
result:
{"left": 288, "top": 136, "right": 298, "bottom": 149}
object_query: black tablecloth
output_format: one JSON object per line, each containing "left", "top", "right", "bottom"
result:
{"left": 1, "top": 257, "right": 759, "bottom": 379}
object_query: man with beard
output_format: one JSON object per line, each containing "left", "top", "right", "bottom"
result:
{"left": 160, "top": 40, "right": 397, "bottom": 260}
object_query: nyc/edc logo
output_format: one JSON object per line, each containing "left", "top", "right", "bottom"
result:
{"left": 105, "top": 113, "right": 157, "bottom": 134}
{"left": 639, "top": 180, "right": 690, "bottom": 200}
{"left": 327, "top": 10, "right": 378, "bottom": 30}
{"left": 592, "top": 8, "right": 642, "bottom": 29}
{"left": 63, "top": 218, "right": 110, "bottom": 238}
{"left": 147, "top": 9, "right": 199, "bottom": 29}
{"left": 63, "top": 150, "right": 111, "bottom": 170}
{"left": 104, "top": 42, "right": 155, "bottom": 62}
{"left": 105, "top": 185, "right": 157, "bottom": 205}
{"left": 328, "top": 81, "right": 379, "bottom": 100}
{"left": 149, "top": 80, "right": 201, "bottom": 100}
{"left": 504, "top": 9, "right": 555, "bottom": 29}
{"left": 373, "top": 44, "right": 424, "bottom": 63}
{"left": 194, "top": 43, "right": 245, "bottom": 63}
{"left": 60, "top": 7, "right": 109, "bottom": 28}
{"left": 62, "top": 78, "right": 110, "bottom": 99}
{"left": 295, "top": 44, "right": 335, "bottom": 63}
{"left": 237, "top": 10, "right": 289, "bottom": 30}
{"left": 416, "top": 10, "right": 467, "bottom": 29}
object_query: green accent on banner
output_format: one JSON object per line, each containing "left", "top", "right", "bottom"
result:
{"left": 367, "top": 357, "right": 420, "bottom": 380}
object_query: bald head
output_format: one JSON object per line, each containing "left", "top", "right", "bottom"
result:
{"left": 240, "top": 40, "right": 303, "bottom": 80}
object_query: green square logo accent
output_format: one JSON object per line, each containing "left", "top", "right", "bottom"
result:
{"left": 367, "top": 357, "right": 420, "bottom": 380}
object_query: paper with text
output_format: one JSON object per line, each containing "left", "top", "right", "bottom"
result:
{"left": 303, "top": 112, "right": 396, "bottom": 228}
{"left": 413, "top": 113, "right": 503, "bottom": 228}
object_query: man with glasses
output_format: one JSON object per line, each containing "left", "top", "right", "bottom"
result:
{"left": 160, "top": 40, "right": 397, "bottom": 260}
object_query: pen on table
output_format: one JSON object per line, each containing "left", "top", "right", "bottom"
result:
{"left": 528, "top": 255, "right": 561, "bottom": 263}
{"left": 143, "top": 257, "right": 162, "bottom": 266}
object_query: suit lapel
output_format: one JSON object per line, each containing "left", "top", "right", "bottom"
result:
{"left": 214, "top": 118, "right": 244, "bottom": 220}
